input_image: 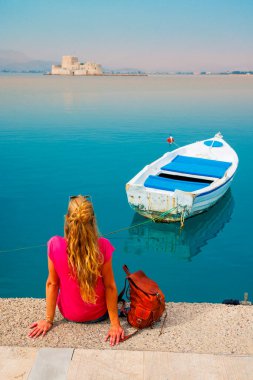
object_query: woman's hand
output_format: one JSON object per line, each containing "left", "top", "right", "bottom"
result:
{"left": 28, "top": 320, "right": 53, "bottom": 339}
{"left": 105, "top": 323, "right": 125, "bottom": 346}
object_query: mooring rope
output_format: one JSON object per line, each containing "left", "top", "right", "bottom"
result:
{"left": 0, "top": 244, "right": 47, "bottom": 253}
{"left": 104, "top": 207, "right": 177, "bottom": 236}
{"left": 180, "top": 207, "right": 187, "bottom": 229}
{"left": 0, "top": 207, "right": 177, "bottom": 254}
{"left": 172, "top": 141, "right": 180, "bottom": 148}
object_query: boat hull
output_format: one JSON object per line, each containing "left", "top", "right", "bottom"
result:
{"left": 126, "top": 135, "right": 238, "bottom": 223}
{"left": 128, "top": 175, "right": 233, "bottom": 222}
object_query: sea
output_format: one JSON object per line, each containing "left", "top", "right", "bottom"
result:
{"left": 0, "top": 74, "right": 252, "bottom": 302}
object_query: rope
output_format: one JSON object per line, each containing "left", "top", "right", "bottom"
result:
{"left": 0, "top": 207, "right": 177, "bottom": 254}
{"left": 103, "top": 219, "right": 153, "bottom": 236}
{"left": 180, "top": 208, "right": 186, "bottom": 229}
{"left": 104, "top": 207, "right": 177, "bottom": 236}
{"left": 172, "top": 141, "right": 180, "bottom": 148}
{"left": 180, "top": 206, "right": 191, "bottom": 229}
{"left": 0, "top": 244, "right": 47, "bottom": 253}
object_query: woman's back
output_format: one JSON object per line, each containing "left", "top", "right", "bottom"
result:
{"left": 48, "top": 235, "right": 114, "bottom": 322}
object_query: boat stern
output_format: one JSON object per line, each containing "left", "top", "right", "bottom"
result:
{"left": 126, "top": 183, "right": 194, "bottom": 222}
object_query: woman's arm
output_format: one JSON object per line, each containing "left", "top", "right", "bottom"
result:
{"left": 45, "top": 257, "right": 60, "bottom": 323}
{"left": 102, "top": 258, "right": 125, "bottom": 345}
{"left": 28, "top": 257, "right": 59, "bottom": 338}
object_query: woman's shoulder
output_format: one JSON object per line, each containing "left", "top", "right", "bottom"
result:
{"left": 47, "top": 236, "right": 66, "bottom": 260}
{"left": 98, "top": 237, "right": 114, "bottom": 250}
{"left": 98, "top": 237, "right": 115, "bottom": 263}
{"left": 48, "top": 235, "right": 66, "bottom": 247}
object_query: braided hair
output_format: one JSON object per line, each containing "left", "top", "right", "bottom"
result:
{"left": 64, "top": 195, "right": 103, "bottom": 304}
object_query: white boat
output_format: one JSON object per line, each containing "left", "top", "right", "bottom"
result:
{"left": 126, "top": 133, "right": 238, "bottom": 223}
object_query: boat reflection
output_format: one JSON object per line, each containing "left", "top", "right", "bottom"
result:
{"left": 124, "top": 189, "right": 234, "bottom": 261}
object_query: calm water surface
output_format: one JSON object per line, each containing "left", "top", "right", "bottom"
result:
{"left": 0, "top": 75, "right": 252, "bottom": 302}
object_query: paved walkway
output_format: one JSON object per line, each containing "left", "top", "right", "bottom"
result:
{"left": 1, "top": 346, "right": 253, "bottom": 380}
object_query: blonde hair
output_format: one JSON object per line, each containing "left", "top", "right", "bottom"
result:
{"left": 64, "top": 195, "right": 103, "bottom": 304}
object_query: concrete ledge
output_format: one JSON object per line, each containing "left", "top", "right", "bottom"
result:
{"left": 1, "top": 299, "right": 252, "bottom": 355}
{"left": 0, "top": 346, "right": 37, "bottom": 380}
{"left": 28, "top": 348, "right": 73, "bottom": 380}
{"left": 67, "top": 349, "right": 253, "bottom": 380}
{"left": 1, "top": 347, "right": 252, "bottom": 380}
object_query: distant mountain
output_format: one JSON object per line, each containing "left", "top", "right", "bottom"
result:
{"left": 0, "top": 50, "right": 53, "bottom": 72}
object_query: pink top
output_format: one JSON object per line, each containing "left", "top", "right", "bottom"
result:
{"left": 47, "top": 235, "right": 114, "bottom": 322}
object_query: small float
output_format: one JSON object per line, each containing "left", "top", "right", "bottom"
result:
{"left": 126, "top": 133, "right": 238, "bottom": 224}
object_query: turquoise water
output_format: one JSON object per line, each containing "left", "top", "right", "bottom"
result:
{"left": 0, "top": 74, "right": 252, "bottom": 302}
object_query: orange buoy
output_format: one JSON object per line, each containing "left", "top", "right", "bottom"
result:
{"left": 167, "top": 136, "right": 174, "bottom": 144}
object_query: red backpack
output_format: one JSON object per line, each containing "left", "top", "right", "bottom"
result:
{"left": 118, "top": 265, "right": 166, "bottom": 330}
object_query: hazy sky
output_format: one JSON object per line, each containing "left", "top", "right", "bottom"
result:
{"left": 1, "top": 0, "right": 253, "bottom": 71}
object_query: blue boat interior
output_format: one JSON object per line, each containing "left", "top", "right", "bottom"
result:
{"left": 144, "top": 155, "right": 232, "bottom": 193}
{"left": 144, "top": 175, "right": 209, "bottom": 192}
{"left": 204, "top": 140, "right": 223, "bottom": 147}
{"left": 161, "top": 155, "right": 232, "bottom": 179}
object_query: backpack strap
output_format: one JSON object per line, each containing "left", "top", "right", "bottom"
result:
{"left": 120, "top": 328, "right": 139, "bottom": 342}
{"left": 118, "top": 264, "right": 131, "bottom": 302}
{"left": 123, "top": 264, "right": 131, "bottom": 276}
{"left": 159, "top": 308, "right": 168, "bottom": 336}
{"left": 121, "top": 310, "right": 168, "bottom": 342}
{"left": 118, "top": 278, "right": 127, "bottom": 303}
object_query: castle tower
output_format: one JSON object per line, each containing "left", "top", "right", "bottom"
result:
{"left": 61, "top": 56, "right": 79, "bottom": 69}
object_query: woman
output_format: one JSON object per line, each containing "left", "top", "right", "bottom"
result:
{"left": 28, "top": 195, "right": 124, "bottom": 346}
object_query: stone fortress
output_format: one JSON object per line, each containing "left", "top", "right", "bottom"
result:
{"left": 51, "top": 56, "right": 103, "bottom": 75}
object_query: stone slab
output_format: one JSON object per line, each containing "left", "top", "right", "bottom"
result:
{"left": 67, "top": 349, "right": 143, "bottom": 380}
{"left": 0, "top": 346, "right": 37, "bottom": 380}
{"left": 67, "top": 349, "right": 253, "bottom": 380}
{"left": 1, "top": 346, "right": 252, "bottom": 380}
{"left": 144, "top": 351, "right": 253, "bottom": 380}
{"left": 28, "top": 348, "right": 74, "bottom": 380}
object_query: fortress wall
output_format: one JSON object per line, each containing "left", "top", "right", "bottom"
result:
{"left": 51, "top": 57, "right": 103, "bottom": 75}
